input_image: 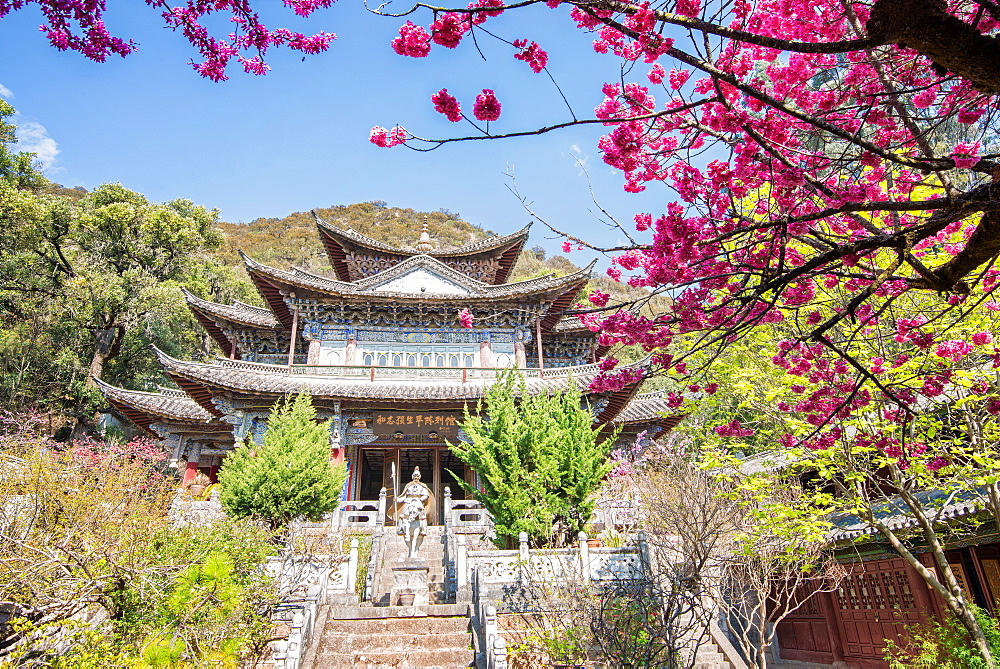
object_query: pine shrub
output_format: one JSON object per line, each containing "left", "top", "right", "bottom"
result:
{"left": 219, "top": 392, "right": 345, "bottom": 529}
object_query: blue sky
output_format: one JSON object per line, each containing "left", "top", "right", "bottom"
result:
{"left": 0, "top": 0, "right": 669, "bottom": 256}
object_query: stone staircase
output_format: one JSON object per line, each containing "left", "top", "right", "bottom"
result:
{"left": 304, "top": 526, "right": 474, "bottom": 668}
{"left": 693, "top": 639, "right": 734, "bottom": 669}
{"left": 310, "top": 611, "right": 474, "bottom": 668}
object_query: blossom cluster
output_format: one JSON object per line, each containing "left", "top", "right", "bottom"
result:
{"left": 6, "top": 0, "right": 339, "bottom": 80}
{"left": 369, "top": 126, "right": 408, "bottom": 148}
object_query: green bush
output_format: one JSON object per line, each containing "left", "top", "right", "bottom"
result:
{"left": 450, "top": 369, "right": 619, "bottom": 549}
{"left": 219, "top": 392, "right": 346, "bottom": 529}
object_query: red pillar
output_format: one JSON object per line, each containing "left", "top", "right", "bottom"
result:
{"left": 183, "top": 460, "right": 200, "bottom": 484}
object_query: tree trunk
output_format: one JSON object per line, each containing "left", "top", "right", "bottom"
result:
{"left": 880, "top": 483, "right": 996, "bottom": 668}
{"left": 867, "top": 0, "right": 1000, "bottom": 94}
{"left": 87, "top": 324, "right": 126, "bottom": 383}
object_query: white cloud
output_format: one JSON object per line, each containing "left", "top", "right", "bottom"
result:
{"left": 570, "top": 143, "right": 590, "bottom": 175}
{"left": 14, "top": 118, "right": 60, "bottom": 171}
{"left": 0, "top": 84, "right": 12, "bottom": 100}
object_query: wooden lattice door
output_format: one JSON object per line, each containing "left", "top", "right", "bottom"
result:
{"left": 835, "top": 558, "right": 924, "bottom": 663}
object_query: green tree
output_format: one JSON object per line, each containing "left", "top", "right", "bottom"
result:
{"left": 218, "top": 393, "right": 346, "bottom": 529}
{"left": 0, "top": 117, "right": 224, "bottom": 420}
{"left": 450, "top": 370, "right": 619, "bottom": 549}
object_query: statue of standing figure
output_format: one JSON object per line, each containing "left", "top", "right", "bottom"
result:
{"left": 397, "top": 467, "right": 431, "bottom": 559}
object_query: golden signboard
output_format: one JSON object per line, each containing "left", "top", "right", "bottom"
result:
{"left": 373, "top": 412, "right": 460, "bottom": 438}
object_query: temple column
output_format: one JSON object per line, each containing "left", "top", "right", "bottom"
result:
{"left": 307, "top": 338, "right": 321, "bottom": 365}
{"left": 345, "top": 334, "right": 358, "bottom": 366}
{"left": 479, "top": 338, "right": 493, "bottom": 368}
{"left": 183, "top": 443, "right": 202, "bottom": 485}
{"left": 514, "top": 341, "right": 526, "bottom": 368}
{"left": 329, "top": 401, "right": 344, "bottom": 465}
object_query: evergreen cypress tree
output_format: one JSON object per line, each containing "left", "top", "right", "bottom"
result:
{"left": 218, "top": 392, "right": 345, "bottom": 529}
{"left": 450, "top": 370, "right": 619, "bottom": 548}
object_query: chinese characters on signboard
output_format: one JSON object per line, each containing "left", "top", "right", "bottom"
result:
{"left": 372, "top": 412, "right": 460, "bottom": 439}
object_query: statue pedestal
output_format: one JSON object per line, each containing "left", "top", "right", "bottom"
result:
{"left": 390, "top": 558, "right": 430, "bottom": 607}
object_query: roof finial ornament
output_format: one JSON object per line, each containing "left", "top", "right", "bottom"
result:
{"left": 416, "top": 216, "right": 434, "bottom": 253}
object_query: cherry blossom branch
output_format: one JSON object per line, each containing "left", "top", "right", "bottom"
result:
{"left": 401, "top": 97, "right": 719, "bottom": 149}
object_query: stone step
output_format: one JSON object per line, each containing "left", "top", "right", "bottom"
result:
{"left": 697, "top": 652, "right": 726, "bottom": 663}
{"left": 329, "top": 603, "right": 470, "bottom": 619}
{"left": 321, "top": 616, "right": 470, "bottom": 635}
{"left": 313, "top": 647, "right": 475, "bottom": 668}
{"left": 319, "top": 632, "right": 473, "bottom": 654}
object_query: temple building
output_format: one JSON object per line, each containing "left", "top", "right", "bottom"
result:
{"left": 98, "top": 216, "right": 675, "bottom": 520}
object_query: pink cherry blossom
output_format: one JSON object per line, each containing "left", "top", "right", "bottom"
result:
{"left": 430, "top": 13, "right": 469, "bottom": 48}
{"left": 513, "top": 39, "right": 548, "bottom": 73}
{"left": 392, "top": 22, "right": 431, "bottom": 57}
{"left": 431, "top": 89, "right": 463, "bottom": 122}
{"left": 473, "top": 89, "right": 502, "bottom": 121}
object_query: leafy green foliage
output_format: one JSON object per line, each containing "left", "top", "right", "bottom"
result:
{"left": 219, "top": 392, "right": 346, "bottom": 528}
{"left": 886, "top": 605, "right": 1000, "bottom": 669}
{"left": 0, "top": 110, "right": 224, "bottom": 419}
{"left": 0, "top": 422, "right": 278, "bottom": 666}
{"left": 450, "top": 370, "right": 618, "bottom": 548}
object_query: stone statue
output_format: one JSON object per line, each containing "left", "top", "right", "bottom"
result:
{"left": 397, "top": 466, "right": 431, "bottom": 559}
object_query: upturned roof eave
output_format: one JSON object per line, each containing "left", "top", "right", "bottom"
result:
{"left": 181, "top": 288, "right": 281, "bottom": 329}
{"left": 94, "top": 377, "right": 218, "bottom": 425}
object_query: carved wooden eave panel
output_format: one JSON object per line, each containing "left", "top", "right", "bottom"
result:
{"left": 314, "top": 213, "right": 530, "bottom": 284}
{"left": 546, "top": 317, "right": 609, "bottom": 358}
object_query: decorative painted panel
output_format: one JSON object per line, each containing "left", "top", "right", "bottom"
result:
{"left": 298, "top": 303, "right": 544, "bottom": 329}
{"left": 367, "top": 267, "right": 472, "bottom": 295}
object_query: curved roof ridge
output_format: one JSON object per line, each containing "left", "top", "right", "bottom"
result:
{"left": 231, "top": 299, "right": 277, "bottom": 316}
{"left": 149, "top": 352, "right": 649, "bottom": 406}
{"left": 314, "top": 211, "right": 531, "bottom": 256}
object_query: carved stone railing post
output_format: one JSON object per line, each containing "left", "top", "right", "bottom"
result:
{"left": 443, "top": 486, "right": 452, "bottom": 528}
{"left": 347, "top": 538, "right": 359, "bottom": 594}
{"left": 579, "top": 531, "right": 591, "bottom": 582}
{"left": 330, "top": 504, "right": 340, "bottom": 533}
{"left": 484, "top": 604, "right": 500, "bottom": 669}
{"left": 518, "top": 531, "right": 529, "bottom": 561}
{"left": 637, "top": 529, "right": 652, "bottom": 576}
{"left": 457, "top": 535, "right": 468, "bottom": 589}
{"left": 492, "top": 635, "right": 508, "bottom": 669}
{"left": 377, "top": 487, "right": 387, "bottom": 532}
{"left": 272, "top": 639, "right": 288, "bottom": 667}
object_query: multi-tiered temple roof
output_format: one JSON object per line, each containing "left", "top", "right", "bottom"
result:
{"left": 98, "top": 216, "right": 674, "bottom": 491}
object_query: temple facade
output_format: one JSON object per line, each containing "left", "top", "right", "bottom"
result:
{"left": 98, "top": 216, "right": 676, "bottom": 521}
